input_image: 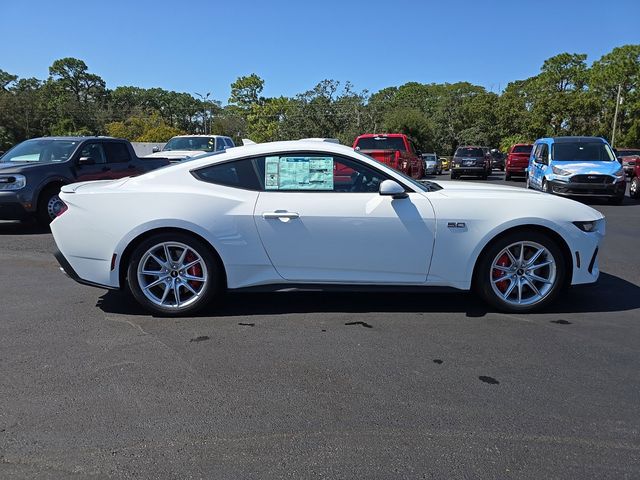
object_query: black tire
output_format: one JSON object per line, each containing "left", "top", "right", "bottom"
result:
{"left": 37, "top": 186, "right": 63, "bottom": 226}
{"left": 505, "top": 173, "right": 511, "bottom": 181}
{"left": 630, "top": 177, "right": 640, "bottom": 199}
{"left": 451, "top": 172, "right": 458, "bottom": 180}
{"left": 127, "top": 232, "right": 223, "bottom": 316}
{"left": 542, "top": 179, "right": 551, "bottom": 194}
{"left": 474, "top": 230, "right": 566, "bottom": 313}
{"left": 481, "top": 173, "right": 488, "bottom": 180}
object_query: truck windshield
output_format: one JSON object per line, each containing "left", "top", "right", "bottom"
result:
{"left": 0, "top": 139, "right": 79, "bottom": 163}
{"left": 552, "top": 142, "right": 616, "bottom": 162}
{"left": 163, "top": 137, "right": 216, "bottom": 152}
{"left": 355, "top": 137, "right": 406, "bottom": 151}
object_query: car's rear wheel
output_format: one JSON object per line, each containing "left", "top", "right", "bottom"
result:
{"left": 37, "top": 186, "right": 64, "bottom": 226}
{"left": 127, "top": 233, "right": 222, "bottom": 316}
{"left": 630, "top": 177, "right": 639, "bottom": 199}
{"left": 475, "top": 231, "right": 566, "bottom": 312}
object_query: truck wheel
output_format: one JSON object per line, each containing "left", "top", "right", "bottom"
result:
{"left": 630, "top": 177, "right": 640, "bottom": 199}
{"left": 37, "top": 186, "right": 64, "bottom": 226}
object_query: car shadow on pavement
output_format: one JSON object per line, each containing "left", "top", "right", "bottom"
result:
{"left": 96, "top": 272, "right": 640, "bottom": 318}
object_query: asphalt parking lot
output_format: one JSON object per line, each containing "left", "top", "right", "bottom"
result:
{"left": 1, "top": 172, "right": 639, "bottom": 479}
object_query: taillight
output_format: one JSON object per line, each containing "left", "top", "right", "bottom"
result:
{"left": 56, "top": 201, "right": 68, "bottom": 217}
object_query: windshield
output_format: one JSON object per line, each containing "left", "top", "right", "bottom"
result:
{"left": 163, "top": 137, "right": 216, "bottom": 152}
{"left": 0, "top": 139, "right": 79, "bottom": 163}
{"left": 552, "top": 142, "right": 615, "bottom": 162}
{"left": 512, "top": 145, "right": 532, "bottom": 154}
{"left": 455, "top": 147, "right": 484, "bottom": 157}
{"left": 355, "top": 137, "right": 406, "bottom": 151}
{"left": 422, "top": 154, "right": 437, "bottom": 162}
{"left": 617, "top": 149, "right": 640, "bottom": 157}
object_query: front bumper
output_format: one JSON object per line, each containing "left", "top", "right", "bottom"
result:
{"left": 548, "top": 179, "right": 625, "bottom": 197}
{"left": 0, "top": 201, "right": 30, "bottom": 220}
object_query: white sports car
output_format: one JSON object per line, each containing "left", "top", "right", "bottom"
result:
{"left": 51, "top": 139, "right": 605, "bottom": 316}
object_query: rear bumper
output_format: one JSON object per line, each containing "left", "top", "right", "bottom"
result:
{"left": 549, "top": 180, "right": 626, "bottom": 197}
{"left": 54, "top": 249, "right": 117, "bottom": 290}
{"left": 505, "top": 165, "right": 528, "bottom": 176}
{"left": 452, "top": 167, "right": 485, "bottom": 175}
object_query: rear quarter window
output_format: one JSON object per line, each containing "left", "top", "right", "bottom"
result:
{"left": 193, "top": 158, "right": 262, "bottom": 190}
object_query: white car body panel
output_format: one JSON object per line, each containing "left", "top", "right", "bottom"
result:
{"left": 51, "top": 140, "right": 605, "bottom": 293}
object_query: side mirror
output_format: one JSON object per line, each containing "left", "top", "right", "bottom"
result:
{"left": 78, "top": 156, "right": 95, "bottom": 165}
{"left": 152, "top": 146, "right": 160, "bottom": 153}
{"left": 379, "top": 179, "right": 408, "bottom": 199}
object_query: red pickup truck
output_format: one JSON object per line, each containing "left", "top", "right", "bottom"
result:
{"left": 505, "top": 143, "right": 533, "bottom": 181}
{"left": 353, "top": 134, "right": 424, "bottom": 179}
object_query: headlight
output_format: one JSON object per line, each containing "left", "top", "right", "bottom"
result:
{"left": 613, "top": 166, "right": 624, "bottom": 178}
{"left": 0, "top": 174, "right": 26, "bottom": 190}
{"left": 573, "top": 220, "right": 599, "bottom": 232}
{"left": 552, "top": 166, "right": 572, "bottom": 176}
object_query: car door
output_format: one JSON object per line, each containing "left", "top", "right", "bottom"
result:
{"left": 253, "top": 153, "right": 436, "bottom": 284}
{"left": 102, "top": 141, "right": 136, "bottom": 178}
{"left": 75, "top": 142, "right": 112, "bottom": 181}
{"left": 530, "top": 144, "right": 546, "bottom": 189}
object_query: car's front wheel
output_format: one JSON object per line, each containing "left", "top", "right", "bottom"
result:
{"left": 37, "top": 186, "right": 65, "bottom": 225}
{"left": 475, "top": 231, "right": 566, "bottom": 312}
{"left": 127, "top": 233, "right": 222, "bottom": 316}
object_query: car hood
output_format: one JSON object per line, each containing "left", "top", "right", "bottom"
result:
{"left": 0, "top": 162, "right": 48, "bottom": 173}
{"left": 145, "top": 150, "right": 208, "bottom": 160}
{"left": 432, "top": 180, "right": 603, "bottom": 220}
{"left": 552, "top": 161, "right": 621, "bottom": 175}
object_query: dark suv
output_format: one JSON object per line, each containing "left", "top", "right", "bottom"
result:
{"left": 0, "top": 137, "right": 169, "bottom": 224}
{"left": 451, "top": 146, "right": 491, "bottom": 179}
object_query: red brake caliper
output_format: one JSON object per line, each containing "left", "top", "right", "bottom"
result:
{"left": 493, "top": 253, "right": 510, "bottom": 292}
{"left": 185, "top": 252, "right": 202, "bottom": 290}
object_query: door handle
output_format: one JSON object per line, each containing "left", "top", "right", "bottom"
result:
{"left": 262, "top": 211, "right": 300, "bottom": 220}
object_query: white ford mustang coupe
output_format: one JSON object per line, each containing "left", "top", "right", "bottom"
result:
{"left": 51, "top": 139, "right": 605, "bottom": 316}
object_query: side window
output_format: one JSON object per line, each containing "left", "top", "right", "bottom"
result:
{"left": 254, "top": 154, "right": 390, "bottom": 193}
{"left": 539, "top": 144, "right": 549, "bottom": 164}
{"left": 193, "top": 158, "right": 262, "bottom": 190}
{"left": 215, "top": 138, "right": 226, "bottom": 152}
{"left": 103, "top": 142, "right": 131, "bottom": 163}
{"left": 79, "top": 143, "right": 106, "bottom": 164}
{"left": 224, "top": 137, "right": 234, "bottom": 148}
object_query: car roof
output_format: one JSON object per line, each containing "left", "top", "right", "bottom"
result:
{"left": 536, "top": 136, "right": 607, "bottom": 144}
{"left": 170, "top": 134, "right": 229, "bottom": 139}
{"left": 355, "top": 133, "right": 407, "bottom": 138}
{"left": 28, "top": 136, "right": 120, "bottom": 142}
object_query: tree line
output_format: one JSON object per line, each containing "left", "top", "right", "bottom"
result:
{"left": 1, "top": 45, "right": 638, "bottom": 154}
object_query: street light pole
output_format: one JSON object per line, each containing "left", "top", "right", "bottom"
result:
{"left": 195, "top": 92, "right": 211, "bottom": 134}
{"left": 611, "top": 84, "right": 622, "bottom": 148}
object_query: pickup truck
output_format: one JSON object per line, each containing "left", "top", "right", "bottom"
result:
{"left": 145, "top": 135, "right": 235, "bottom": 162}
{"left": 352, "top": 133, "right": 424, "bottom": 179}
{"left": 0, "top": 136, "right": 170, "bottom": 225}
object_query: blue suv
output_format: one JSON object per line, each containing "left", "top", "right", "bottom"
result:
{"left": 526, "top": 136, "right": 626, "bottom": 204}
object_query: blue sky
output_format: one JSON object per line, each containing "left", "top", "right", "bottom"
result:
{"left": 1, "top": 0, "right": 638, "bottom": 103}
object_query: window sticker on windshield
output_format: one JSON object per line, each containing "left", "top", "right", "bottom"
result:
{"left": 265, "top": 156, "right": 334, "bottom": 190}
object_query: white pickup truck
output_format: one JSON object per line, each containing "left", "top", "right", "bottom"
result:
{"left": 145, "top": 135, "right": 235, "bottom": 161}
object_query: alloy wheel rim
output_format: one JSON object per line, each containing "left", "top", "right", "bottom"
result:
{"left": 632, "top": 179, "right": 637, "bottom": 195}
{"left": 490, "top": 241, "right": 557, "bottom": 306}
{"left": 47, "top": 194, "right": 64, "bottom": 219}
{"left": 137, "top": 242, "right": 208, "bottom": 309}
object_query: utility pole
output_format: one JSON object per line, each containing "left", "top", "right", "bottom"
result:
{"left": 611, "top": 84, "right": 622, "bottom": 148}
